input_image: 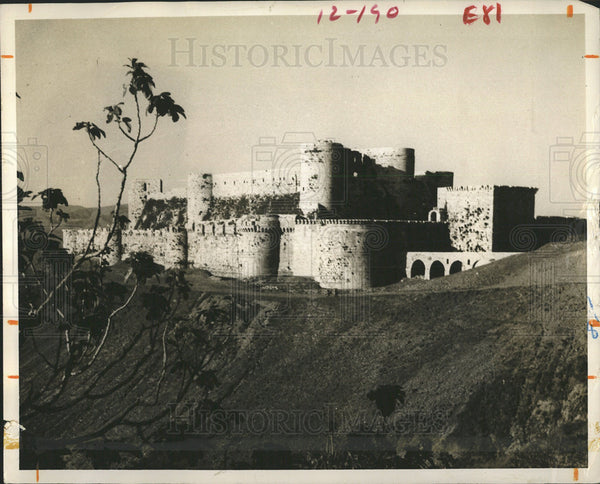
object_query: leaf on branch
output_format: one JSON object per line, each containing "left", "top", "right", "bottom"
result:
{"left": 88, "top": 124, "right": 106, "bottom": 140}
{"left": 122, "top": 117, "right": 132, "bottom": 133}
{"left": 34, "top": 188, "right": 69, "bottom": 210}
{"left": 147, "top": 92, "right": 186, "bottom": 122}
{"left": 104, "top": 103, "right": 124, "bottom": 124}
{"left": 56, "top": 208, "right": 70, "bottom": 221}
{"left": 124, "top": 251, "right": 164, "bottom": 284}
{"left": 17, "top": 187, "right": 32, "bottom": 204}
{"left": 116, "top": 214, "right": 130, "bottom": 229}
{"left": 125, "top": 58, "right": 155, "bottom": 99}
{"left": 17, "top": 170, "right": 24, "bottom": 181}
{"left": 73, "top": 121, "right": 106, "bottom": 140}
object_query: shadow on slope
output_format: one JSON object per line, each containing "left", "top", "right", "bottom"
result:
{"left": 19, "top": 241, "right": 587, "bottom": 469}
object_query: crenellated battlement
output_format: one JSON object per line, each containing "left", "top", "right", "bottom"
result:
{"left": 62, "top": 139, "right": 541, "bottom": 289}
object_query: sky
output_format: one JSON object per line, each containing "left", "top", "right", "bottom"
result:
{"left": 15, "top": 13, "right": 587, "bottom": 216}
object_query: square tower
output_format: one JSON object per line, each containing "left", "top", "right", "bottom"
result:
{"left": 437, "top": 185, "right": 537, "bottom": 252}
{"left": 128, "top": 179, "right": 163, "bottom": 227}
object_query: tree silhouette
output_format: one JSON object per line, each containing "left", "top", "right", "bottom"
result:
{"left": 17, "top": 60, "right": 238, "bottom": 470}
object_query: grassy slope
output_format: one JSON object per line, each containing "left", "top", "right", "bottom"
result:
{"left": 20, "top": 241, "right": 587, "bottom": 469}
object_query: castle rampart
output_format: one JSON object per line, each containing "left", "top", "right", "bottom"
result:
{"left": 298, "top": 140, "right": 346, "bottom": 216}
{"left": 437, "top": 186, "right": 495, "bottom": 252}
{"left": 122, "top": 227, "right": 188, "bottom": 268}
{"left": 435, "top": 185, "right": 538, "bottom": 253}
{"left": 62, "top": 228, "right": 122, "bottom": 265}
{"left": 363, "top": 147, "right": 415, "bottom": 176}
{"left": 187, "top": 173, "right": 213, "bottom": 229}
{"left": 128, "top": 179, "right": 163, "bottom": 227}
{"left": 61, "top": 140, "right": 554, "bottom": 289}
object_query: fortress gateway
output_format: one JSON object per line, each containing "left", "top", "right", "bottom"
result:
{"left": 64, "top": 140, "right": 543, "bottom": 289}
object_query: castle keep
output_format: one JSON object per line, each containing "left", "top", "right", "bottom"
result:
{"left": 63, "top": 140, "right": 545, "bottom": 289}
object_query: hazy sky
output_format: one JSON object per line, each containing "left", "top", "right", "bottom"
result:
{"left": 16, "top": 13, "right": 586, "bottom": 215}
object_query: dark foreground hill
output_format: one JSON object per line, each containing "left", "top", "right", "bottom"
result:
{"left": 19, "top": 241, "right": 586, "bottom": 469}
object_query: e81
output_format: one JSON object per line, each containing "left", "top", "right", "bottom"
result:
{"left": 463, "top": 3, "right": 501, "bottom": 25}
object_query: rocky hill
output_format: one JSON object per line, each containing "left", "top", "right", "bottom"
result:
{"left": 19, "top": 241, "right": 586, "bottom": 469}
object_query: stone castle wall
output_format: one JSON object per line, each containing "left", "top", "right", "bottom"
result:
{"left": 81, "top": 139, "right": 545, "bottom": 289}
{"left": 211, "top": 169, "right": 299, "bottom": 198}
{"left": 63, "top": 227, "right": 187, "bottom": 269}
{"left": 62, "top": 228, "right": 122, "bottom": 265}
{"left": 492, "top": 186, "right": 537, "bottom": 251}
{"left": 188, "top": 215, "right": 281, "bottom": 278}
{"left": 284, "top": 219, "right": 450, "bottom": 288}
{"left": 437, "top": 186, "right": 494, "bottom": 252}
{"left": 362, "top": 147, "right": 415, "bottom": 175}
{"left": 406, "top": 251, "right": 516, "bottom": 280}
{"left": 187, "top": 173, "right": 213, "bottom": 228}
{"left": 184, "top": 141, "right": 426, "bottom": 221}
{"left": 129, "top": 179, "right": 163, "bottom": 227}
{"left": 122, "top": 228, "right": 187, "bottom": 268}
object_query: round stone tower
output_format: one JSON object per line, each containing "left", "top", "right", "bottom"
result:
{"left": 364, "top": 147, "right": 415, "bottom": 177}
{"left": 299, "top": 140, "right": 345, "bottom": 217}
{"left": 187, "top": 173, "right": 213, "bottom": 230}
{"left": 237, "top": 215, "right": 281, "bottom": 277}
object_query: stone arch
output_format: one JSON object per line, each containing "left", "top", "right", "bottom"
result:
{"left": 427, "top": 208, "right": 440, "bottom": 222}
{"left": 449, "top": 260, "right": 462, "bottom": 274}
{"left": 430, "top": 260, "right": 445, "bottom": 279}
{"left": 410, "top": 259, "right": 426, "bottom": 278}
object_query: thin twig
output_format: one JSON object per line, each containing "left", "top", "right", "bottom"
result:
{"left": 118, "top": 122, "right": 136, "bottom": 142}
{"left": 70, "top": 281, "right": 138, "bottom": 376}
{"left": 139, "top": 113, "right": 159, "bottom": 142}
{"left": 82, "top": 152, "right": 103, "bottom": 257}
{"left": 88, "top": 135, "right": 124, "bottom": 174}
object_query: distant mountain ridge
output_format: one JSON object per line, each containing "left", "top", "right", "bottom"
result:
{"left": 18, "top": 204, "right": 128, "bottom": 246}
{"left": 19, "top": 204, "right": 128, "bottom": 232}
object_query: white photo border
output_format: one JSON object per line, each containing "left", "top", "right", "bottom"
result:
{"left": 2, "top": 1, "right": 599, "bottom": 482}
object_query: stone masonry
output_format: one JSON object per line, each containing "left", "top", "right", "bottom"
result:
{"left": 63, "top": 139, "right": 545, "bottom": 289}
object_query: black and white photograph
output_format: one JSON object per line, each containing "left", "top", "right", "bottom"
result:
{"left": 2, "top": 1, "right": 599, "bottom": 482}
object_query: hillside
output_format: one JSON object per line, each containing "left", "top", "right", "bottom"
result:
{"left": 19, "top": 241, "right": 586, "bottom": 469}
{"left": 18, "top": 204, "right": 127, "bottom": 234}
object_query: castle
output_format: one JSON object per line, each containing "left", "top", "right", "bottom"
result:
{"left": 63, "top": 139, "right": 567, "bottom": 290}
